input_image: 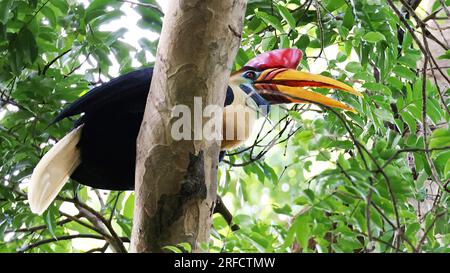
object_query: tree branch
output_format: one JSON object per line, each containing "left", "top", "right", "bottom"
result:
{"left": 19, "top": 234, "right": 105, "bottom": 252}
{"left": 42, "top": 49, "right": 71, "bottom": 75}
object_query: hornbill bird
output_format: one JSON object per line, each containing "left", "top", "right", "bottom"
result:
{"left": 28, "top": 48, "right": 362, "bottom": 215}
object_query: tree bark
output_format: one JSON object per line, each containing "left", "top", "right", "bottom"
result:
{"left": 130, "top": 0, "right": 246, "bottom": 252}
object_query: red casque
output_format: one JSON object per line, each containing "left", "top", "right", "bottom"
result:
{"left": 244, "top": 48, "right": 303, "bottom": 70}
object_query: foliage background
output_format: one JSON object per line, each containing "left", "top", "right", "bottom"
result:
{"left": 0, "top": 0, "right": 449, "bottom": 253}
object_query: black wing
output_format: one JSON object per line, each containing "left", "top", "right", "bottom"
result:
{"left": 52, "top": 66, "right": 234, "bottom": 191}
{"left": 53, "top": 67, "right": 153, "bottom": 124}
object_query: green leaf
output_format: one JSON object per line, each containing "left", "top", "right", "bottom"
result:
{"left": 294, "top": 215, "right": 311, "bottom": 251}
{"left": 323, "top": 0, "right": 346, "bottom": 11}
{"left": 400, "top": 111, "right": 417, "bottom": 133}
{"left": 336, "top": 52, "right": 347, "bottom": 62}
{"left": 18, "top": 28, "right": 38, "bottom": 64}
{"left": 51, "top": 0, "right": 69, "bottom": 13}
{"left": 235, "top": 48, "right": 249, "bottom": 67}
{"left": 344, "top": 40, "right": 353, "bottom": 55}
{"left": 374, "top": 108, "right": 395, "bottom": 123}
{"left": 0, "top": 0, "right": 13, "bottom": 24}
{"left": 339, "top": 236, "right": 363, "bottom": 251}
{"left": 430, "top": 128, "right": 450, "bottom": 149}
{"left": 426, "top": 99, "right": 441, "bottom": 124}
{"left": 363, "top": 82, "right": 387, "bottom": 92}
{"left": 398, "top": 53, "right": 421, "bottom": 69}
{"left": 262, "top": 35, "right": 276, "bottom": 51}
{"left": 262, "top": 162, "right": 278, "bottom": 185}
{"left": 342, "top": 7, "right": 355, "bottom": 29}
{"left": 91, "top": 10, "right": 125, "bottom": 28}
{"left": 86, "top": 0, "right": 110, "bottom": 13}
{"left": 296, "top": 34, "right": 310, "bottom": 50}
{"left": 273, "top": 204, "right": 292, "bottom": 216}
{"left": 41, "top": 6, "right": 57, "bottom": 27}
{"left": 255, "top": 11, "right": 284, "bottom": 32}
{"left": 362, "top": 32, "right": 386, "bottom": 43}
{"left": 276, "top": 4, "right": 296, "bottom": 30}
{"left": 162, "top": 245, "right": 183, "bottom": 253}
{"left": 43, "top": 205, "right": 59, "bottom": 237}
{"left": 116, "top": 216, "right": 132, "bottom": 237}
{"left": 123, "top": 193, "right": 134, "bottom": 218}
{"left": 85, "top": 0, "right": 114, "bottom": 23}
{"left": 444, "top": 158, "right": 450, "bottom": 179}
{"left": 345, "top": 61, "right": 362, "bottom": 73}
{"left": 177, "top": 242, "right": 192, "bottom": 253}
{"left": 438, "top": 50, "right": 450, "bottom": 60}
{"left": 289, "top": 110, "right": 302, "bottom": 121}
{"left": 338, "top": 154, "right": 351, "bottom": 169}
{"left": 279, "top": 35, "right": 290, "bottom": 48}
{"left": 393, "top": 65, "right": 416, "bottom": 81}
{"left": 85, "top": 9, "right": 105, "bottom": 24}
{"left": 246, "top": 16, "right": 265, "bottom": 33}
{"left": 387, "top": 76, "right": 403, "bottom": 90}
{"left": 105, "top": 28, "right": 127, "bottom": 46}
{"left": 303, "top": 189, "right": 315, "bottom": 202}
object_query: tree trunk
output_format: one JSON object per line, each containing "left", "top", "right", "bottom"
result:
{"left": 130, "top": 0, "right": 246, "bottom": 252}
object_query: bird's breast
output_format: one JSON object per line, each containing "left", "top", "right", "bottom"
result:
{"left": 221, "top": 99, "right": 258, "bottom": 150}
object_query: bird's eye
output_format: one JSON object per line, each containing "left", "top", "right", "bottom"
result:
{"left": 243, "top": 71, "right": 257, "bottom": 80}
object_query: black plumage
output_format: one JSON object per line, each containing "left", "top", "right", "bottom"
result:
{"left": 54, "top": 68, "right": 234, "bottom": 191}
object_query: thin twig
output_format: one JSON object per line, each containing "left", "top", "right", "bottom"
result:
{"left": 19, "top": 234, "right": 105, "bottom": 252}
{"left": 5, "top": 218, "right": 72, "bottom": 234}
{"left": 119, "top": 0, "right": 164, "bottom": 15}
{"left": 381, "top": 146, "right": 450, "bottom": 169}
{"left": 415, "top": 212, "right": 446, "bottom": 252}
{"left": 42, "top": 49, "right": 71, "bottom": 75}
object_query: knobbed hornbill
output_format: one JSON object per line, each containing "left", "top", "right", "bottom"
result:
{"left": 28, "top": 48, "right": 362, "bottom": 215}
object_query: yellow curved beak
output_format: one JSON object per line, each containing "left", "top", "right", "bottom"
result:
{"left": 254, "top": 68, "right": 362, "bottom": 112}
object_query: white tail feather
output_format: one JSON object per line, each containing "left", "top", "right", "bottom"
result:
{"left": 28, "top": 125, "right": 83, "bottom": 215}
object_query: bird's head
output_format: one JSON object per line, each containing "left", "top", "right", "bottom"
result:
{"left": 229, "top": 48, "right": 362, "bottom": 112}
